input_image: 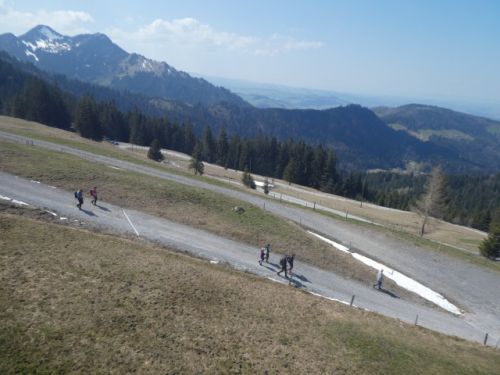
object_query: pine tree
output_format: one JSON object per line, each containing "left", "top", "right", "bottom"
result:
{"left": 147, "top": 139, "right": 164, "bottom": 162}
{"left": 189, "top": 142, "right": 204, "bottom": 175}
{"left": 242, "top": 168, "right": 256, "bottom": 189}
{"left": 479, "top": 209, "right": 500, "bottom": 259}
{"left": 75, "top": 95, "right": 102, "bottom": 141}
{"left": 216, "top": 127, "right": 229, "bottom": 167}
{"left": 202, "top": 126, "right": 216, "bottom": 163}
{"left": 263, "top": 178, "right": 270, "bottom": 195}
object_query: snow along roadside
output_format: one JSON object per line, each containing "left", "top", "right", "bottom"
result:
{"left": 308, "top": 231, "right": 462, "bottom": 315}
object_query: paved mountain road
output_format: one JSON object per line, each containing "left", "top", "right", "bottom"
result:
{"left": 1, "top": 130, "right": 499, "bottom": 345}
{"left": 0, "top": 172, "right": 493, "bottom": 345}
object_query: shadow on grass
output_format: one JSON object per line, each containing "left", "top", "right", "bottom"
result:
{"left": 288, "top": 275, "right": 305, "bottom": 288}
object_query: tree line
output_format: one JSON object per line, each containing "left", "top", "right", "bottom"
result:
{"left": 1, "top": 55, "right": 498, "bottom": 240}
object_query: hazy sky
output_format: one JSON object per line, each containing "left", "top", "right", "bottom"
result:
{"left": 1, "top": 0, "right": 499, "bottom": 103}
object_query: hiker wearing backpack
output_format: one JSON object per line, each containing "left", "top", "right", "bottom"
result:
{"left": 90, "top": 186, "right": 98, "bottom": 206}
{"left": 265, "top": 244, "right": 271, "bottom": 263}
{"left": 75, "top": 189, "right": 84, "bottom": 210}
{"left": 259, "top": 247, "right": 266, "bottom": 265}
{"left": 277, "top": 255, "right": 288, "bottom": 278}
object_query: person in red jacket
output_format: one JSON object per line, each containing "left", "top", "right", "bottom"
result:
{"left": 90, "top": 186, "right": 98, "bottom": 206}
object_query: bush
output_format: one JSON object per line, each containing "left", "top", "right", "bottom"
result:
{"left": 242, "top": 169, "right": 256, "bottom": 189}
{"left": 147, "top": 139, "right": 164, "bottom": 162}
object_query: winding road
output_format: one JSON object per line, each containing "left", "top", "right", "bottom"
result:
{"left": 1, "top": 130, "right": 499, "bottom": 346}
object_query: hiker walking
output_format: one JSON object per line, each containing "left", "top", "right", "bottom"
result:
{"left": 90, "top": 186, "right": 98, "bottom": 206}
{"left": 373, "top": 269, "right": 384, "bottom": 290}
{"left": 75, "top": 189, "right": 84, "bottom": 210}
{"left": 265, "top": 243, "right": 271, "bottom": 263}
{"left": 287, "top": 254, "right": 295, "bottom": 276}
{"left": 259, "top": 247, "right": 266, "bottom": 266}
{"left": 277, "top": 255, "right": 288, "bottom": 278}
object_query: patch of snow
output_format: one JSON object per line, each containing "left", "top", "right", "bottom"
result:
{"left": 24, "top": 50, "right": 39, "bottom": 61}
{"left": 108, "top": 165, "right": 122, "bottom": 170}
{"left": 351, "top": 253, "right": 462, "bottom": 315}
{"left": 308, "top": 231, "right": 350, "bottom": 253}
{"left": 210, "top": 260, "right": 219, "bottom": 264}
{"left": 44, "top": 210, "right": 57, "bottom": 217}
{"left": 309, "top": 230, "right": 462, "bottom": 315}
{"left": 30, "top": 180, "right": 40, "bottom": 184}
{"left": 11, "top": 199, "right": 29, "bottom": 206}
{"left": 24, "top": 38, "right": 72, "bottom": 54}
{"left": 60, "top": 217, "right": 68, "bottom": 221}
{"left": 0, "top": 195, "right": 12, "bottom": 201}
{"left": 39, "top": 26, "right": 62, "bottom": 40}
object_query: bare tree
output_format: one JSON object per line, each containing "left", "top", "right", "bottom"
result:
{"left": 414, "top": 166, "right": 448, "bottom": 237}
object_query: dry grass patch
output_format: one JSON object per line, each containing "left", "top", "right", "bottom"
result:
{"left": 1, "top": 213, "right": 499, "bottom": 374}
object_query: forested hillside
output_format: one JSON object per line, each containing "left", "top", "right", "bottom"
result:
{"left": 1, "top": 52, "right": 498, "bottom": 230}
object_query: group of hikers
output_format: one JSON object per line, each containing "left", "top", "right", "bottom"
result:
{"left": 258, "top": 244, "right": 295, "bottom": 278}
{"left": 74, "top": 187, "right": 385, "bottom": 290}
{"left": 74, "top": 187, "right": 98, "bottom": 210}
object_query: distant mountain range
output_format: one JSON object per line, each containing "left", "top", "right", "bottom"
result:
{"left": 0, "top": 26, "right": 498, "bottom": 173}
{"left": 374, "top": 104, "right": 500, "bottom": 173}
{"left": 0, "top": 25, "right": 247, "bottom": 107}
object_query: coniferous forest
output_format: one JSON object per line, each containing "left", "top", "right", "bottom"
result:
{"left": 0, "top": 54, "right": 498, "bottom": 232}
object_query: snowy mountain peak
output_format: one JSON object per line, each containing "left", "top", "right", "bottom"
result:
{"left": 38, "top": 25, "right": 63, "bottom": 40}
{"left": 21, "top": 25, "right": 63, "bottom": 42}
{"left": 20, "top": 25, "right": 71, "bottom": 56}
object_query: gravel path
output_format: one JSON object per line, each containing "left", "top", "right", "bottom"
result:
{"left": 1, "top": 130, "right": 499, "bottom": 346}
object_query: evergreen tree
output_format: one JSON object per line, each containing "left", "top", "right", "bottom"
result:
{"left": 263, "top": 178, "right": 270, "bottom": 195}
{"left": 202, "top": 126, "right": 216, "bottom": 163}
{"left": 189, "top": 142, "right": 204, "bottom": 175}
{"left": 182, "top": 123, "right": 196, "bottom": 155}
{"left": 147, "top": 139, "right": 164, "bottom": 162}
{"left": 479, "top": 209, "right": 500, "bottom": 259}
{"left": 242, "top": 168, "right": 256, "bottom": 189}
{"left": 99, "top": 101, "right": 127, "bottom": 141}
{"left": 227, "top": 135, "right": 241, "bottom": 170}
{"left": 75, "top": 95, "right": 102, "bottom": 140}
{"left": 128, "top": 108, "right": 147, "bottom": 145}
{"left": 216, "top": 127, "right": 229, "bottom": 167}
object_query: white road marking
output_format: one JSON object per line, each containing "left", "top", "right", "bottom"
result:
{"left": 123, "top": 210, "right": 140, "bottom": 237}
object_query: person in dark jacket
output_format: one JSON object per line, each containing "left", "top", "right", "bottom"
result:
{"left": 287, "top": 254, "right": 295, "bottom": 276}
{"left": 75, "top": 189, "right": 84, "bottom": 210}
{"left": 265, "top": 244, "right": 271, "bottom": 263}
{"left": 277, "top": 255, "right": 288, "bottom": 278}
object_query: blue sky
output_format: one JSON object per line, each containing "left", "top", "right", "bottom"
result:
{"left": 1, "top": 0, "right": 499, "bottom": 104}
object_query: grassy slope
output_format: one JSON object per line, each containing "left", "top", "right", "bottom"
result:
{"left": 1, "top": 212, "right": 498, "bottom": 374}
{"left": 0, "top": 140, "right": 385, "bottom": 288}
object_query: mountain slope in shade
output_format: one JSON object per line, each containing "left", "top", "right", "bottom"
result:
{"left": 0, "top": 25, "right": 248, "bottom": 107}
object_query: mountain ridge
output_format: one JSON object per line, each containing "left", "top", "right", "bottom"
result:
{"left": 0, "top": 25, "right": 248, "bottom": 107}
